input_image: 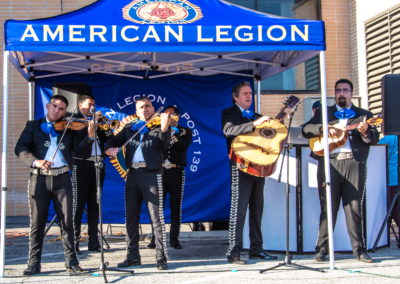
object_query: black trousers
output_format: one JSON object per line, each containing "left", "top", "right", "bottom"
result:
{"left": 316, "top": 158, "right": 367, "bottom": 257}
{"left": 125, "top": 168, "right": 167, "bottom": 261}
{"left": 28, "top": 172, "right": 78, "bottom": 268}
{"left": 72, "top": 159, "right": 105, "bottom": 250}
{"left": 151, "top": 168, "right": 185, "bottom": 244}
{"left": 227, "top": 164, "right": 265, "bottom": 257}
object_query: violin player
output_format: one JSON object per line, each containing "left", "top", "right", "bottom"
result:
{"left": 14, "top": 95, "right": 95, "bottom": 275}
{"left": 105, "top": 97, "right": 172, "bottom": 270}
{"left": 301, "top": 79, "right": 379, "bottom": 263}
{"left": 221, "top": 81, "right": 281, "bottom": 265}
{"left": 72, "top": 93, "right": 113, "bottom": 255}
{"left": 147, "top": 106, "right": 192, "bottom": 250}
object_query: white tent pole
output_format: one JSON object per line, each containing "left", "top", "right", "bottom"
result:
{"left": 28, "top": 82, "right": 33, "bottom": 120}
{"left": 1, "top": 50, "right": 10, "bottom": 277}
{"left": 319, "top": 50, "right": 335, "bottom": 270}
{"left": 257, "top": 80, "right": 261, "bottom": 113}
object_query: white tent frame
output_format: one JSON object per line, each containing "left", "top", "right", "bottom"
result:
{"left": 0, "top": 49, "right": 335, "bottom": 276}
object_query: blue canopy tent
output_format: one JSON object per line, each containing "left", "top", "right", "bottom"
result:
{"left": 1, "top": 0, "right": 335, "bottom": 274}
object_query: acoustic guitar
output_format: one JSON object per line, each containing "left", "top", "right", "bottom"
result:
{"left": 309, "top": 117, "right": 383, "bottom": 156}
{"left": 230, "top": 96, "right": 300, "bottom": 177}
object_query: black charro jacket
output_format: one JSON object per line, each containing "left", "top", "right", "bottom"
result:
{"left": 164, "top": 125, "right": 192, "bottom": 167}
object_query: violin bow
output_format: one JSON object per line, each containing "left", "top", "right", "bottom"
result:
{"left": 116, "top": 107, "right": 164, "bottom": 155}
{"left": 50, "top": 105, "right": 78, "bottom": 162}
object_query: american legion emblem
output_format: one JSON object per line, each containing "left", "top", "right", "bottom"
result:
{"left": 123, "top": 0, "right": 203, "bottom": 24}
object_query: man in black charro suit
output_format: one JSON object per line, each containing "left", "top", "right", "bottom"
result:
{"left": 72, "top": 94, "right": 113, "bottom": 254}
{"left": 221, "top": 81, "right": 281, "bottom": 265}
{"left": 302, "top": 78, "right": 379, "bottom": 263}
{"left": 105, "top": 97, "right": 172, "bottom": 270}
{"left": 147, "top": 105, "right": 192, "bottom": 250}
{"left": 15, "top": 95, "right": 95, "bottom": 275}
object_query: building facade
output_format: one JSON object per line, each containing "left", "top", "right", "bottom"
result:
{"left": 0, "top": 0, "right": 398, "bottom": 216}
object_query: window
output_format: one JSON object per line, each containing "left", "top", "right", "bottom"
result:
{"left": 224, "top": 0, "right": 321, "bottom": 93}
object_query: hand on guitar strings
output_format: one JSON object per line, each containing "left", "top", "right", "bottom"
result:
{"left": 253, "top": 116, "right": 271, "bottom": 127}
{"left": 358, "top": 117, "right": 368, "bottom": 136}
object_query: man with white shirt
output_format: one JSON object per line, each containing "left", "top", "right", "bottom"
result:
{"left": 302, "top": 79, "right": 379, "bottom": 263}
{"left": 72, "top": 94, "right": 113, "bottom": 254}
{"left": 105, "top": 97, "right": 171, "bottom": 270}
{"left": 14, "top": 95, "right": 95, "bottom": 275}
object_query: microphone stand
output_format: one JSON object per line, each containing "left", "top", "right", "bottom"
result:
{"left": 260, "top": 109, "right": 324, "bottom": 274}
{"left": 91, "top": 108, "right": 133, "bottom": 283}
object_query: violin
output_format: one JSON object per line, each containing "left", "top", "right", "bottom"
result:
{"left": 131, "top": 113, "right": 178, "bottom": 129}
{"left": 53, "top": 118, "right": 89, "bottom": 131}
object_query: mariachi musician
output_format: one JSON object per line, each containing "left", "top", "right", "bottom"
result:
{"left": 302, "top": 79, "right": 379, "bottom": 263}
{"left": 221, "top": 81, "right": 285, "bottom": 264}
{"left": 72, "top": 93, "right": 114, "bottom": 254}
{"left": 147, "top": 106, "right": 192, "bottom": 250}
{"left": 105, "top": 97, "right": 172, "bottom": 270}
{"left": 14, "top": 95, "right": 95, "bottom": 275}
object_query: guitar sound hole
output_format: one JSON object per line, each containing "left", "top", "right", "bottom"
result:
{"left": 260, "top": 128, "right": 276, "bottom": 139}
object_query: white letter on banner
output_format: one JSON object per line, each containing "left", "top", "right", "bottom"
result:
{"left": 69, "top": 25, "right": 86, "bottom": 42}
{"left": 112, "top": 25, "right": 117, "bottom": 42}
{"left": 21, "top": 25, "right": 39, "bottom": 41}
{"left": 267, "top": 25, "right": 286, "bottom": 41}
{"left": 216, "top": 26, "right": 232, "bottom": 42}
{"left": 234, "top": 26, "right": 253, "bottom": 42}
{"left": 258, "top": 25, "right": 263, "bottom": 41}
{"left": 43, "top": 25, "right": 63, "bottom": 41}
{"left": 90, "top": 25, "right": 107, "bottom": 42}
{"left": 165, "top": 26, "right": 183, "bottom": 42}
{"left": 291, "top": 25, "right": 309, "bottom": 41}
{"left": 121, "top": 26, "right": 139, "bottom": 42}
{"left": 143, "top": 26, "right": 161, "bottom": 42}
{"left": 197, "top": 26, "right": 213, "bottom": 42}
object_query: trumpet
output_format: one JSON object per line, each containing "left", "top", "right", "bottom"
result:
{"left": 98, "top": 116, "right": 120, "bottom": 131}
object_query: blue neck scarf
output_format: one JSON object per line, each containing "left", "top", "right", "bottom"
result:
{"left": 334, "top": 108, "right": 356, "bottom": 119}
{"left": 242, "top": 109, "right": 257, "bottom": 120}
{"left": 171, "top": 126, "right": 179, "bottom": 133}
{"left": 131, "top": 120, "right": 148, "bottom": 134}
{"left": 41, "top": 122, "right": 60, "bottom": 137}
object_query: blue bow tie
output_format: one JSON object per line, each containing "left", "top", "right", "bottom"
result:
{"left": 41, "top": 122, "right": 60, "bottom": 137}
{"left": 334, "top": 109, "right": 355, "bottom": 119}
{"left": 131, "top": 120, "right": 148, "bottom": 134}
{"left": 171, "top": 126, "right": 179, "bottom": 133}
{"left": 242, "top": 109, "right": 257, "bottom": 120}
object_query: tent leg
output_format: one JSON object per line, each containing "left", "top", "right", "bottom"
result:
{"left": 319, "top": 51, "right": 335, "bottom": 270}
{"left": 28, "top": 82, "right": 34, "bottom": 120}
{"left": 1, "top": 51, "right": 10, "bottom": 277}
{"left": 257, "top": 80, "right": 261, "bottom": 113}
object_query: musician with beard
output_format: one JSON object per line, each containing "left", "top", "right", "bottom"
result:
{"left": 302, "top": 79, "right": 379, "bottom": 263}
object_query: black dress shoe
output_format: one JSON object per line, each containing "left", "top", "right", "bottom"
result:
{"left": 23, "top": 266, "right": 41, "bottom": 275}
{"left": 147, "top": 241, "right": 156, "bottom": 249}
{"left": 171, "top": 242, "right": 182, "bottom": 249}
{"left": 314, "top": 251, "right": 327, "bottom": 262}
{"left": 249, "top": 252, "right": 278, "bottom": 260}
{"left": 118, "top": 259, "right": 141, "bottom": 268}
{"left": 157, "top": 259, "right": 168, "bottom": 270}
{"left": 227, "top": 255, "right": 247, "bottom": 265}
{"left": 89, "top": 247, "right": 108, "bottom": 253}
{"left": 356, "top": 252, "right": 374, "bottom": 263}
{"left": 66, "top": 265, "right": 84, "bottom": 273}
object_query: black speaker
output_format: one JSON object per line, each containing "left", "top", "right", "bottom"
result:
{"left": 382, "top": 74, "right": 400, "bottom": 135}
{"left": 52, "top": 82, "right": 92, "bottom": 114}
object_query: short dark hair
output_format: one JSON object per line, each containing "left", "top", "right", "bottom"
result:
{"left": 135, "top": 97, "right": 152, "bottom": 106}
{"left": 335, "top": 79, "right": 353, "bottom": 92}
{"left": 232, "top": 81, "right": 251, "bottom": 104}
{"left": 165, "top": 105, "right": 179, "bottom": 115}
{"left": 50, "top": 95, "right": 69, "bottom": 108}
{"left": 78, "top": 93, "right": 95, "bottom": 104}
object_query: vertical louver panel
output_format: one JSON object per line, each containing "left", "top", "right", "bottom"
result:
{"left": 366, "top": 4, "right": 400, "bottom": 121}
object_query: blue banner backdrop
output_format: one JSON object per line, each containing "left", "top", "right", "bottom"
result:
{"left": 35, "top": 71, "right": 254, "bottom": 223}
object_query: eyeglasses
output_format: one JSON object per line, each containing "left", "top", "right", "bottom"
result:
{"left": 335, "top": 89, "right": 351, "bottom": 94}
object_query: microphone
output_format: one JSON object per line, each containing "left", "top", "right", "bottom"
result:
{"left": 90, "top": 107, "right": 96, "bottom": 114}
